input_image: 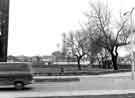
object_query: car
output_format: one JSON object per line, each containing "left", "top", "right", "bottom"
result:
{"left": 0, "top": 62, "right": 34, "bottom": 90}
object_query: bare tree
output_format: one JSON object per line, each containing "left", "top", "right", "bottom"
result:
{"left": 64, "top": 31, "right": 88, "bottom": 70}
{"left": 87, "top": 34, "right": 103, "bottom": 65}
{"left": 85, "top": 2, "right": 129, "bottom": 70}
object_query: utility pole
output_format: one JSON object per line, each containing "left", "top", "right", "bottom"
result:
{"left": 130, "top": 8, "right": 135, "bottom": 80}
{"left": 124, "top": 8, "right": 135, "bottom": 80}
{"left": 0, "top": 0, "right": 9, "bottom": 62}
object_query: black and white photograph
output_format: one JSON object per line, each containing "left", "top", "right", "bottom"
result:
{"left": 0, "top": 0, "right": 135, "bottom": 98}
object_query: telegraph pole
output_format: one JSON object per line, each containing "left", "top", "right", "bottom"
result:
{"left": 0, "top": 0, "right": 9, "bottom": 62}
{"left": 130, "top": 8, "right": 135, "bottom": 80}
{"left": 124, "top": 8, "right": 135, "bottom": 80}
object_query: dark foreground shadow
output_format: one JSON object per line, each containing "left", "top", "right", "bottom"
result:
{"left": 0, "top": 87, "right": 33, "bottom": 91}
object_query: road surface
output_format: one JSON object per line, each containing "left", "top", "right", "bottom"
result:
{"left": 0, "top": 72, "right": 135, "bottom": 98}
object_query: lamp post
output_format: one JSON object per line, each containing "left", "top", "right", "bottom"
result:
{"left": 124, "top": 8, "right": 135, "bottom": 80}
{"left": 130, "top": 8, "right": 135, "bottom": 80}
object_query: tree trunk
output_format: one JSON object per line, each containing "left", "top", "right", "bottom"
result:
{"left": 112, "top": 55, "right": 118, "bottom": 70}
{"left": 77, "top": 57, "right": 81, "bottom": 70}
{"left": 110, "top": 48, "right": 118, "bottom": 70}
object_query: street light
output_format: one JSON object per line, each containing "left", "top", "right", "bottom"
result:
{"left": 124, "top": 7, "right": 135, "bottom": 80}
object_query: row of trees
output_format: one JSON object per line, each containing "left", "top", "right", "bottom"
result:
{"left": 61, "top": 1, "right": 132, "bottom": 70}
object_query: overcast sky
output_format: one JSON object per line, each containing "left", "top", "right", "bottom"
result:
{"left": 8, "top": 0, "right": 135, "bottom": 56}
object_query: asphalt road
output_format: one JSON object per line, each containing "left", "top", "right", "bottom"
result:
{"left": 0, "top": 73, "right": 135, "bottom": 98}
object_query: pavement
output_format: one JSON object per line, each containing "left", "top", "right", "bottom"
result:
{"left": 7, "top": 89, "right": 135, "bottom": 98}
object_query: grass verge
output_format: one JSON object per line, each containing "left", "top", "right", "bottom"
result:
{"left": 34, "top": 69, "right": 131, "bottom": 76}
{"left": 34, "top": 78, "right": 80, "bottom": 82}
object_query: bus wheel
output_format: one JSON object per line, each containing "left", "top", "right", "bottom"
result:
{"left": 14, "top": 82, "right": 24, "bottom": 90}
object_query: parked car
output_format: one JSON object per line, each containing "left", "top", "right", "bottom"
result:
{"left": 0, "top": 62, "right": 34, "bottom": 90}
